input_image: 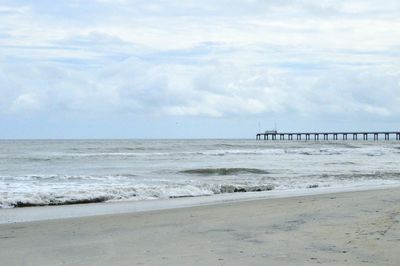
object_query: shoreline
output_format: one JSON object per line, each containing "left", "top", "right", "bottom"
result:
{"left": 1, "top": 183, "right": 400, "bottom": 224}
{"left": 1, "top": 186, "right": 400, "bottom": 265}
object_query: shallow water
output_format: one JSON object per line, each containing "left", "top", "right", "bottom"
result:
{"left": 1, "top": 139, "right": 400, "bottom": 208}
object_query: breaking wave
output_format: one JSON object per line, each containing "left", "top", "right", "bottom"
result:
{"left": 2, "top": 171, "right": 400, "bottom": 208}
{"left": 0, "top": 183, "right": 276, "bottom": 208}
{"left": 11, "top": 197, "right": 110, "bottom": 208}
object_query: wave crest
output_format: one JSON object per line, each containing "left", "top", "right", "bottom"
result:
{"left": 180, "top": 168, "right": 269, "bottom": 175}
{"left": 12, "top": 196, "right": 110, "bottom": 208}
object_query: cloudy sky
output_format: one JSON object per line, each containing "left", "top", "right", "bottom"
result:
{"left": 1, "top": 0, "right": 399, "bottom": 138}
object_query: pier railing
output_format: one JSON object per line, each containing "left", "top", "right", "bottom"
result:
{"left": 256, "top": 132, "right": 400, "bottom": 141}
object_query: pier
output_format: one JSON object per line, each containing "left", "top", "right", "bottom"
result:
{"left": 256, "top": 131, "right": 400, "bottom": 141}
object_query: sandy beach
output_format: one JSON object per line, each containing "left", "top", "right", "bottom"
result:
{"left": 1, "top": 188, "right": 400, "bottom": 265}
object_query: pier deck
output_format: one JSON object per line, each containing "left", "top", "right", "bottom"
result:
{"left": 256, "top": 131, "right": 400, "bottom": 141}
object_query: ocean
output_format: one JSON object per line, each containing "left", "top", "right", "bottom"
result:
{"left": 1, "top": 139, "right": 400, "bottom": 208}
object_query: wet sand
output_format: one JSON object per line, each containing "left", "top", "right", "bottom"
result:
{"left": 1, "top": 188, "right": 400, "bottom": 265}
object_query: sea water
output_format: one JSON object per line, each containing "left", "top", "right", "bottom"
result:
{"left": 1, "top": 139, "right": 400, "bottom": 208}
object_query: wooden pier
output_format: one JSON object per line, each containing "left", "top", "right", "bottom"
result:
{"left": 256, "top": 131, "right": 400, "bottom": 141}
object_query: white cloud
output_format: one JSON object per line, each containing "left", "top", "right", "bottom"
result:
{"left": 0, "top": 0, "right": 399, "bottom": 124}
{"left": 10, "top": 93, "right": 42, "bottom": 112}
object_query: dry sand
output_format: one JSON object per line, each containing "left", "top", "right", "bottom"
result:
{"left": 1, "top": 188, "right": 400, "bottom": 265}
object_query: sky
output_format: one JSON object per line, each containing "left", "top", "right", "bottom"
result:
{"left": 0, "top": 0, "right": 400, "bottom": 138}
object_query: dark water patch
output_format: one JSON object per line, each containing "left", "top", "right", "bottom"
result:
{"left": 27, "top": 157, "right": 52, "bottom": 162}
{"left": 325, "top": 161, "right": 356, "bottom": 165}
{"left": 285, "top": 149, "right": 343, "bottom": 156}
{"left": 319, "top": 149, "right": 342, "bottom": 155}
{"left": 180, "top": 168, "right": 269, "bottom": 175}
{"left": 219, "top": 184, "right": 274, "bottom": 193}
{"left": 169, "top": 195, "right": 196, "bottom": 199}
{"left": 114, "top": 173, "right": 137, "bottom": 178}
{"left": 119, "top": 147, "right": 147, "bottom": 151}
{"left": 0, "top": 236, "right": 16, "bottom": 239}
{"left": 366, "top": 153, "right": 382, "bottom": 157}
{"left": 338, "top": 144, "right": 359, "bottom": 149}
{"left": 213, "top": 144, "right": 236, "bottom": 148}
